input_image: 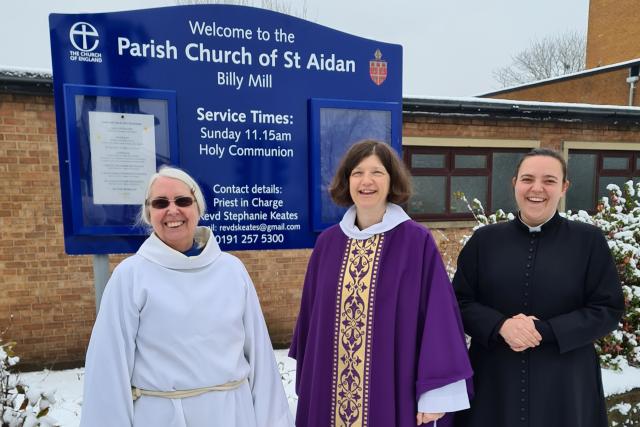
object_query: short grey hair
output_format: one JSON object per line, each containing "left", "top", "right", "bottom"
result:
{"left": 137, "top": 166, "right": 207, "bottom": 227}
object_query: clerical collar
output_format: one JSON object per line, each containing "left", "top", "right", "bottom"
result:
{"left": 139, "top": 227, "right": 221, "bottom": 270}
{"left": 182, "top": 241, "right": 203, "bottom": 257}
{"left": 518, "top": 212, "right": 556, "bottom": 233}
{"left": 339, "top": 203, "right": 410, "bottom": 240}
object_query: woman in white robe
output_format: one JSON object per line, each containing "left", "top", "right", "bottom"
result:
{"left": 80, "top": 167, "right": 293, "bottom": 427}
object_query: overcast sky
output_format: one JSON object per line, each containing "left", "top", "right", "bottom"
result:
{"left": 0, "top": 0, "right": 589, "bottom": 97}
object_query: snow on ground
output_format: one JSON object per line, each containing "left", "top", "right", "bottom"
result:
{"left": 16, "top": 350, "right": 296, "bottom": 427}
{"left": 15, "top": 349, "right": 640, "bottom": 427}
{"left": 602, "top": 359, "right": 640, "bottom": 396}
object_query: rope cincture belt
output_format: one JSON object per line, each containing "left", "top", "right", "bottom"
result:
{"left": 131, "top": 378, "right": 246, "bottom": 401}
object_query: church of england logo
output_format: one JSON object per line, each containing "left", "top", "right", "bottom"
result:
{"left": 369, "top": 49, "right": 387, "bottom": 86}
{"left": 68, "top": 22, "right": 103, "bottom": 63}
{"left": 69, "top": 22, "right": 100, "bottom": 51}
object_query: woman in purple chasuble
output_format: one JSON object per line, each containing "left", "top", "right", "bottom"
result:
{"left": 290, "top": 140, "right": 473, "bottom": 427}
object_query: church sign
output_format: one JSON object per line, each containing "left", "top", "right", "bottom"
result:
{"left": 49, "top": 5, "right": 402, "bottom": 254}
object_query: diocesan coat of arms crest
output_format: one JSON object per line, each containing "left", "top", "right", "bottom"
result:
{"left": 369, "top": 49, "right": 387, "bottom": 86}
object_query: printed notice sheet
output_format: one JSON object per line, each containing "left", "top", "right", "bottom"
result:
{"left": 89, "top": 111, "right": 156, "bottom": 205}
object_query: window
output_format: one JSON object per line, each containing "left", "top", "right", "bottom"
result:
{"left": 404, "top": 147, "right": 527, "bottom": 220}
{"left": 566, "top": 150, "right": 640, "bottom": 212}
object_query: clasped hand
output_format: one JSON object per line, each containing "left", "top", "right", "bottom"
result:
{"left": 499, "top": 313, "right": 541, "bottom": 352}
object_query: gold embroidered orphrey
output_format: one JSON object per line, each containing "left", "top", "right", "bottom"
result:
{"left": 330, "top": 234, "right": 384, "bottom": 427}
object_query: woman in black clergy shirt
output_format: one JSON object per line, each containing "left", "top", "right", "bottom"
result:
{"left": 453, "top": 148, "right": 624, "bottom": 427}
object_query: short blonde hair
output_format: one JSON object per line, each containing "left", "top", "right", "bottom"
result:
{"left": 138, "top": 166, "right": 206, "bottom": 226}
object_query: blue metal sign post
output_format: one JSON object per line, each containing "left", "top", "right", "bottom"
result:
{"left": 50, "top": 5, "right": 402, "bottom": 254}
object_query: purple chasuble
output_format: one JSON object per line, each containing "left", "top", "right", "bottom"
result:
{"left": 290, "top": 220, "right": 472, "bottom": 427}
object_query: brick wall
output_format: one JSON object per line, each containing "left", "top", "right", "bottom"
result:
{"left": 0, "top": 93, "right": 97, "bottom": 368}
{"left": 3, "top": 91, "right": 640, "bottom": 367}
{"left": 485, "top": 68, "right": 636, "bottom": 106}
{"left": 586, "top": 0, "right": 640, "bottom": 69}
{"left": 403, "top": 111, "right": 640, "bottom": 149}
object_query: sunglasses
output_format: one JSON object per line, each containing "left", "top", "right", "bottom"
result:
{"left": 147, "top": 196, "right": 195, "bottom": 209}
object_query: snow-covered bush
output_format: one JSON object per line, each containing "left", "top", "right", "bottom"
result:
{"left": 457, "top": 182, "right": 640, "bottom": 370}
{"left": 0, "top": 340, "right": 58, "bottom": 427}
{"left": 568, "top": 181, "right": 640, "bottom": 370}
{"left": 454, "top": 192, "right": 515, "bottom": 236}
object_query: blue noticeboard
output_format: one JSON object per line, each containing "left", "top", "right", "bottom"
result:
{"left": 49, "top": 5, "right": 402, "bottom": 254}
{"left": 309, "top": 98, "right": 401, "bottom": 231}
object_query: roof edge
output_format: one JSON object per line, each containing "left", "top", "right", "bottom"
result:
{"left": 0, "top": 67, "right": 54, "bottom": 95}
{"left": 403, "top": 96, "right": 640, "bottom": 122}
{"left": 478, "top": 58, "right": 640, "bottom": 97}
